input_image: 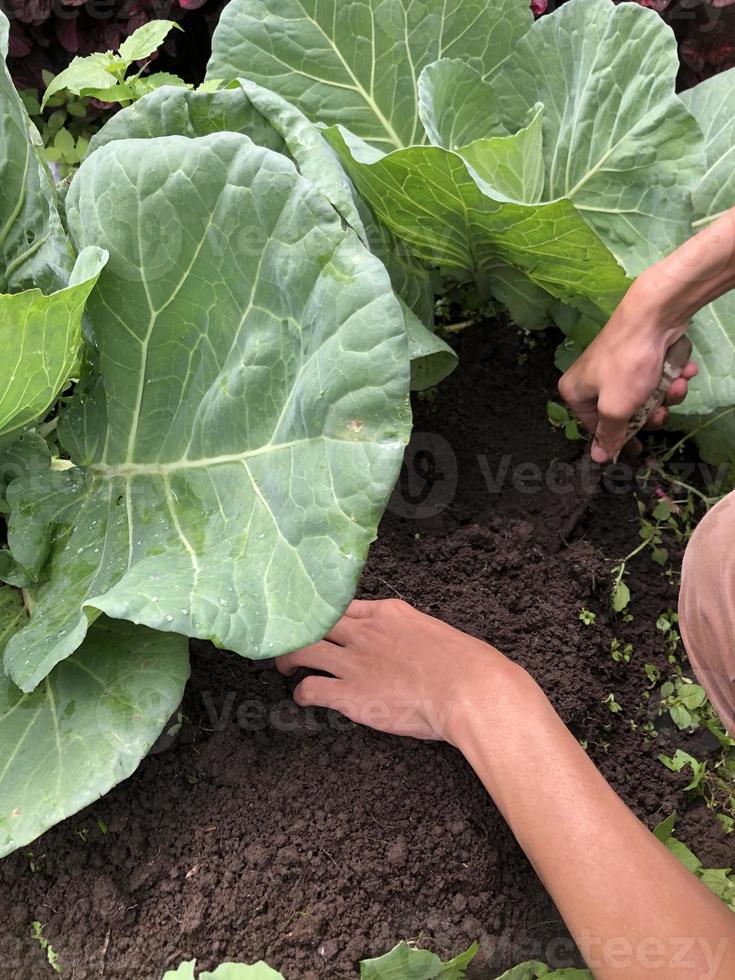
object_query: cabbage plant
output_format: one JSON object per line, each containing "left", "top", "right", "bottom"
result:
{"left": 0, "top": 10, "right": 416, "bottom": 857}
{"left": 208, "top": 0, "right": 735, "bottom": 435}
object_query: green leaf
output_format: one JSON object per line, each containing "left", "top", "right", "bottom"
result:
{"left": 669, "top": 704, "right": 694, "bottom": 730}
{"left": 651, "top": 547, "right": 668, "bottom": 567}
{"left": 402, "top": 301, "right": 457, "bottom": 392}
{"left": 699, "top": 869, "right": 735, "bottom": 912}
{"left": 164, "top": 962, "right": 284, "bottom": 980}
{"left": 118, "top": 20, "right": 181, "bottom": 66}
{"left": 87, "top": 80, "right": 365, "bottom": 247}
{"left": 206, "top": 0, "right": 532, "bottom": 149}
{"left": 0, "top": 589, "right": 190, "bottom": 858}
{"left": 677, "top": 69, "right": 735, "bottom": 417}
{"left": 326, "top": 127, "right": 629, "bottom": 325}
{"left": 66, "top": 100, "right": 89, "bottom": 118}
{"left": 658, "top": 749, "right": 706, "bottom": 791}
{"left": 457, "top": 103, "right": 546, "bottom": 204}
{"left": 653, "top": 811, "right": 703, "bottom": 874}
{"left": 680, "top": 68, "right": 735, "bottom": 237}
{"left": 3, "top": 133, "right": 411, "bottom": 692}
{"left": 132, "top": 72, "right": 190, "bottom": 99}
{"left": 19, "top": 90, "right": 41, "bottom": 117}
{"left": 0, "top": 13, "right": 74, "bottom": 293}
{"left": 82, "top": 83, "right": 136, "bottom": 105}
{"left": 52, "top": 126, "right": 75, "bottom": 159}
{"left": 417, "top": 59, "right": 501, "bottom": 150}
{"left": 0, "top": 430, "right": 50, "bottom": 512}
{"left": 496, "top": 965, "right": 592, "bottom": 980}
{"left": 87, "top": 82, "right": 443, "bottom": 388}
{"left": 653, "top": 810, "right": 678, "bottom": 842}
{"left": 202, "top": 967, "right": 285, "bottom": 980}
{"left": 0, "top": 246, "right": 107, "bottom": 444}
{"left": 612, "top": 580, "right": 630, "bottom": 613}
{"left": 41, "top": 56, "right": 120, "bottom": 110}
{"left": 360, "top": 940, "right": 478, "bottom": 979}
{"left": 488, "top": 0, "right": 703, "bottom": 277}
{"left": 547, "top": 401, "right": 570, "bottom": 426}
{"left": 678, "top": 683, "right": 707, "bottom": 710}
{"left": 88, "top": 83, "right": 288, "bottom": 159}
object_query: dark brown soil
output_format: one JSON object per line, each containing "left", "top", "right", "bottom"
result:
{"left": 1, "top": 325, "right": 731, "bottom": 980}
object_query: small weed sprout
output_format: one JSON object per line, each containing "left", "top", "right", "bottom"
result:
{"left": 31, "top": 922, "right": 62, "bottom": 976}
{"left": 579, "top": 607, "right": 596, "bottom": 626}
{"left": 660, "top": 678, "right": 709, "bottom": 731}
{"left": 610, "top": 639, "right": 633, "bottom": 664}
{"left": 604, "top": 693, "right": 622, "bottom": 714}
{"left": 547, "top": 401, "right": 584, "bottom": 442}
{"left": 644, "top": 663, "right": 662, "bottom": 688}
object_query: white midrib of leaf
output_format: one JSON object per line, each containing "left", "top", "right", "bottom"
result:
{"left": 693, "top": 209, "right": 729, "bottom": 230}
{"left": 122, "top": 206, "right": 220, "bottom": 465}
{"left": 89, "top": 434, "right": 348, "bottom": 476}
{"left": 0, "top": 698, "right": 42, "bottom": 784}
{"left": 690, "top": 134, "right": 735, "bottom": 228}
{"left": 104, "top": 194, "right": 362, "bottom": 477}
{"left": 272, "top": 3, "right": 406, "bottom": 148}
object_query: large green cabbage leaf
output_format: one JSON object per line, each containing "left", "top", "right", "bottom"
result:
{"left": 325, "top": 125, "right": 630, "bottom": 325}
{"left": 206, "top": 0, "right": 533, "bottom": 149}
{"left": 487, "top": 0, "right": 702, "bottom": 278}
{"left": 324, "top": 0, "right": 706, "bottom": 325}
{"left": 88, "top": 81, "right": 456, "bottom": 390}
{"left": 0, "top": 586, "right": 189, "bottom": 858}
{"left": 1, "top": 133, "right": 411, "bottom": 693}
{"left": 678, "top": 69, "right": 735, "bottom": 416}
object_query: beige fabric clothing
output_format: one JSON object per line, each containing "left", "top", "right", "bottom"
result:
{"left": 679, "top": 490, "right": 735, "bottom": 736}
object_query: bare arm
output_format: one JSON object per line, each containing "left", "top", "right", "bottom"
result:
{"left": 277, "top": 599, "right": 735, "bottom": 979}
{"left": 560, "top": 206, "right": 735, "bottom": 462}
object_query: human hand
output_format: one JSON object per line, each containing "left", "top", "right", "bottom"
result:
{"left": 558, "top": 278, "right": 698, "bottom": 463}
{"left": 275, "top": 598, "right": 520, "bottom": 745}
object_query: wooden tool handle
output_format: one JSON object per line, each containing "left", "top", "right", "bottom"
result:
{"left": 614, "top": 335, "right": 693, "bottom": 463}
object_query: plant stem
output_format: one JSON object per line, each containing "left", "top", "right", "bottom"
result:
{"left": 662, "top": 406, "right": 735, "bottom": 463}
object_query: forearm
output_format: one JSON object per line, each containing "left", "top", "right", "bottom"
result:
{"left": 635, "top": 206, "right": 735, "bottom": 339}
{"left": 448, "top": 665, "right": 735, "bottom": 979}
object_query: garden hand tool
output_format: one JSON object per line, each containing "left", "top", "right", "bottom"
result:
{"left": 556, "top": 335, "right": 693, "bottom": 544}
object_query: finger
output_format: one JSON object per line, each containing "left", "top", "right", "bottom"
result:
{"left": 562, "top": 395, "right": 599, "bottom": 435}
{"left": 621, "top": 436, "right": 643, "bottom": 459}
{"left": 557, "top": 377, "right": 598, "bottom": 434}
{"left": 574, "top": 405, "right": 599, "bottom": 437}
{"left": 275, "top": 641, "right": 345, "bottom": 677}
{"left": 682, "top": 361, "right": 698, "bottom": 381}
{"left": 642, "top": 406, "right": 669, "bottom": 430}
{"left": 293, "top": 674, "right": 343, "bottom": 709}
{"left": 664, "top": 378, "right": 688, "bottom": 406}
{"left": 325, "top": 614, "right": 362, "bottom": 645}
{"left": 343, "top": 600, "right": 374, "bottom": 619}
{"left": 593, "top": 399, "right": 632, "bottom": 463}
